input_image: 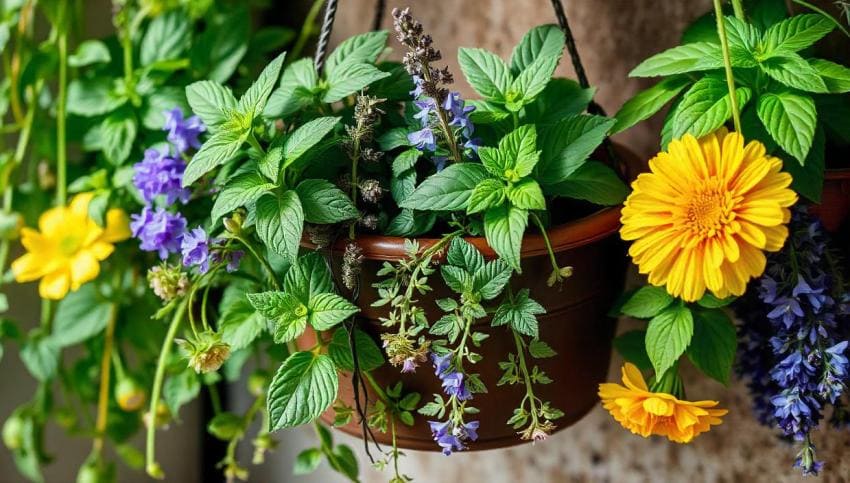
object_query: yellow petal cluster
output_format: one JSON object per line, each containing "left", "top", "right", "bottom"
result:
{"left": 12, "top": 193, "right": 130, "bottom": 299}
{"left": 620, "top": 129, "right": 797, "bottom": 302}
{"left": 599, "top": 363, "right": 727, "bottom": 443}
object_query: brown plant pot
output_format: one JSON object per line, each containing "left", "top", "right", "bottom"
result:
{"left": 296, "top": 147, "right": 638, "bottom": 451}
{"left": 809, "top": 168, "right": 850, "bottom": 233}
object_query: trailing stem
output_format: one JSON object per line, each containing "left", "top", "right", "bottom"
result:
{"left": 713, "top": 0, "right": 742, "bottom": 132}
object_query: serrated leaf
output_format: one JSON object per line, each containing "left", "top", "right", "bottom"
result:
{"left": 218, "top": 290, "right": 266, "bottom": 350}
{"left": 510, "top": 54, "right": 559, "bottom": 108}
{"left": 526, "top": 78, "right": 595, "bottom": 124}
{"left": 399, "top": 163, "right": 489, "bottom": 211}
{"left": 324, "top": 31, "right": 388, "bottom": 76}
{"left": 537, "top": 114, "right": 615, "bottom": 183}
{"left": 441, "top": 265, "right": 471, "bottom": 294}
{"left": 510, "top": 24, "right": 565, "bottom": 75}
{"left": 612, "top": 330, "right": 652, "bottom": 371}
{"left": 809, "top": 58, "right": 850, "bottom": 93}
{"left": 282, "top": 116, "right": 340, "bottom": 169}
{"left": 308, "top": 293, "right": 359, "bottom": 331}
{"left": 645, "top": 305, "right": 694, "bottom": 377}
{"left": 182, "top": 129, "right": 245, "bottom": 186}
{"left": 258, "top": 147, "right": 284, "bottom": 181}
{"left": 458, "top": 48, "right": 511, "bottom": 101}
{"left": 483, "top": 204, "right": 528, "bottom": 271}
{"left": 68, "top": 40, "right": 111, "bottom": 67}
{"left": 528, "top": 339, "right": 557, "bottom": 358}
{"left": 785, "top": 125, "right": 825, "bottom": 202}
{"left": 467, "top": 178, "right": 505, "bottom": 215}
{"left": 186, "top": 81, "right": 237, "bottom": 129}
{"left": 100, "top": 109, "right": 137, "bottom": 165}
{"left": 473, "top": 260, "right": 512, "bottom": 300}
{"left": 611, "top": 76, "right": 691, "bottom": 134}
{"left": 492, "top": 289, "right": 545, "bottom": 337}
{"left": 629, "top": 42, "right": 723, "bottom": 77}
{"left": 211, "top": 172, "right": 275, "bottom": 221}
{"left": 621, "top": 285, "right": 674, "bottom": 319}
{"left": 543, "top": 160, "right": 628, "bottom": 206}
{"left": 392, "top": 148, "right": 420, "bottom": 177}
{"left": 238, "top": 52, "right": 286, "bottom": 117}
{"left": 498, "top": 124, "right": 539, "bottom": 177}
{"left": 760, "top": 53, "right": 828, "bottom": 93}
{"left": 384, "top": 209, "right": 436, "bottom": 237}
{"left": 264, "top": 58, "right": 319, "bottom": 118}
{"left": 294, "top": 179, "right": 358, "bottom": 224}
{"left": 687, "top": 309, "right": 736, "bottom": 385}
{"left": 327, "top": 327, "right": 384, "bottom": 372}
{"left": 140, "top": 11, "right": 190, "bottom": 66}
{"left": 267, "top": 352, "right": 337, "bottom": 430}
{"left": 763, "top": 14, "right": 834, "bottom": 54}
{"left": 756, "top": 90, "right": 816, "bottom": 164}
{"left": 255, "top": 190, "right": 303, "bottom": 261}
{"left": 507, "top": 179, "right": 545, "bottom": 210}
{"left": 283, "top": 252, "right": 334, "bottom": 303}
{"left": 446, "top": 238, "right": 485, "bottom": 273}
{"left": 323, "top": 62, "right": 390, "bottom": 103}
{"left": 671, "top": 74, "right": 752, "bottom": 140}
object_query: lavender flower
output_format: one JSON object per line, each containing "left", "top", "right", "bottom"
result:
{"left": 132, "top": 148, "right": 190, "bottom": 204}
{"left": 408, "top": 127, "right": 437, "bottom": 151}
{"left": 736, "top": 207, "right": 850, "bottom": 475}
{"left": 131, "top": 207, "right": 187, "bottom": 259}
{"left": 181, "top": 227, "right": 212, "bottom": 274}
{"left": 163, "top": 108, "right": 204, "bottom": 154}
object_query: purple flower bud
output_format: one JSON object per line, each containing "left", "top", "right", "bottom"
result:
{"left": 181, "top": 227, "right": 211, "bottom": 274}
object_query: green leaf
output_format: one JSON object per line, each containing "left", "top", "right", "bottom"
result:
{"left": 329, "top": 444, "right": 359, "bottom": 481}
{"left": 258, "top": 147, "right": 284, "bottom": 182}
{"left": 379, "top": 128, "right": 411, "bottom": 151}
{"left": 392, "top": 148, "right": 419, "bottom": 177}
{"left": 295, "top": 179, "right": 358, "bottom": 224}
{"left": 537, "top": 114, "right": 615, "bottom": 183}
{"left": 763, "top": 14, "right": 834, "bottom": 54}
{"left": 100, "top": 108, "right": 137, "bottom": 165}
{"left": 528, "top": 339, "right": 557, "bottom": 359}
{"left": 323, "top": 62, "right": 390, "bottom": 103}
{"left": 526, "top": 78, "right": 595, "bottom": 124}
{"left": 671, "top": 74, "right": 752, "bottom": 140}
{"left": 441, "top": 265, "right": 472, "bottom": 294}
{"left": 186, "top": 80, "right": 237, "bottom": 129}
{"left": 612, "top": 76, "right": 691, "bottom": 134}
{"left": 163, "top": 368, "right": 200, "bottom": 415}
{"left": 467, "top": 178, "right": 505, "bottom": 215}
{"left": 21, "top": 336, "right": 59, "bottom": 382}
{"left": 283, "top": 252, "right": 334, "bottom": 303}
{"left": 142, "top": 87, "right": 189, "bottom": 130}
{"left": 50, "top": 284, "right": 112, "bottom": 348}
{"left": 756, "top": 90, "right": 817, "bottom": 164}
{"left": 645, "top": 305, "right": 694, "bottom": 377}
{"left": 724, "top": 16, "right": 761, "bottom": 59}
{"left": 294, "top": 448, "right": 323, "bottom": 475}
{"left": 183, "top": 129, "right": 245, "bottom": 186}
{"left": 458, "top": 48, "right": 511, "bottom": 101}
{"left": 211, "top": 172, "right": 275, "bottom": 221}
{"left": 809, "top": 58, "right": 850, "bottom": 93}
{"left": 140, "top": 11, "right": 190, "bottom": 66}
{"left": 760, "top": 53, "right": 828, "bottom": 93}
{"left": 327, "top": 327, "right": 384, "bottom": 372}
{"left": 696, "top": 293, "right": 737, "bottom": 308}
{"left": 67, "top": 78, "right": 126, "bottom": 117}
{"left": 498, "top": 124, "right": 539, "bottom": 177}
{"left": 621, "top": 285, "right": 674, "bottom": 319}
{"left": 492, "top": 289, "right": 545, "bottom": 337}
{"left": 247, "top": 291, "right": 307, "bottom": 344}
{"left": 613, "top": 330, "right": 653, "bottom": 371}
{"left": 308, "top": 293, "right": 359, "bottom": 331}
{"left": 190, "top": 7, "right": 249, "bottom": 83}
{"left": 218, "top": 291, "right": 266, "bottom": 351}
{"left": 384, "top": 209, "right": 436, "bottom": 237}
{"left": 507, "top": 179, "right": 545, "bottom": 210}
{"left": 238, "top": 53, "right": 286, "bottom": 117}
{"left": 543, "top": 160, "right": 628, "bottom": 205}
{"left": 255, "top": 190, "right": 303, "bottom": 261}
{"left": 282, "top": 116, "right": 340, "bottom": 169}
{"left": 264, "top": 59, "right": 319, "bottom": 118}
{"left": 510, "top": 55, "right": 558, "bottom": 108}
{"left": 68, "top": 40, "right": 111, "bottom": 67}
{"left": 447, "top": 237, "right": 485, "bottom": 273}
{"left": 467, "top": 100, "right": 511, "bottom": 124}
{"left": 629, "top": 42, "right": 723, "bottom": 77}
{"left": 399, "top": 163, "right": 489, "bottom": 211}
{"left": 785, "top": 125, "right": 825, "bottom": 202}
{"left": 472, "top": 260, "right": 513, "bottom": 300}
{"left": 510, "top": 24, "right": 565, "bottom": 75}
{"left": 324, "top": 31, "right": 388, "bottom": 76}
{"left": 687, "top": 309, "right": 737, "bottom": 385}
{"left": 267, "top": 352, "right": 338, "bottom": 430}
{"left": 483, "top": 204, "right": 528, "bottom": 271}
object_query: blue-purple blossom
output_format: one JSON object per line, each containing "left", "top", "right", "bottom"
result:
{"left": 163, "top": 108, "right": 204, "bottom": 154}
{"left": 428, "top": 419, "right": 479, "bottom": 455}
{"left": 408, "top": 127, "right": 437, "bottom": 151}
{"left": 181, "top": 227, "right": 212, "bottom": 274}
{"left": 735, "top": 207, "right": 850, "bottom": 475}
{"left": 214, "top": 249, "right": 244, "bottom": 273}
{"left": 132, "top": 148, "right": 190, "bottom": 204}
{"left": 131, "top": 207, "right": 187, "bottom": 259}
{"left": 440, "top": 371, "right": 472, "bottom": 401}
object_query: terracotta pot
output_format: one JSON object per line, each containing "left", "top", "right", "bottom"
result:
{"left": 809, "top": 169, "right": 850, "bottom": 233}
{"left": 295, "top": 147, "right": 637, "bottom": 451}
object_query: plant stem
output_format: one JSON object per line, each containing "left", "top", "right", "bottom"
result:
{"left": 56, "top": 14, "right": 68, "bottom": 205}
{"left": 420, "top": 66, "right": 462, "bottom": 164}
{"left": 290, "top": 0, "right": 326, "bottom": 62}
{"left": 236, "top": 235, "right": 280, "bottom": 290}
{"left": 792, "top": 0, "right": 850, "bottom": 38}
{"left": 512, "top": 329, "right": 540, "bottom": 428}
{"left": 93, "top": 305, "right": 118, "bottom": 455}
{"left": 530, "top": 213, "right": 560, "bottom": 276}
{"left": 730, "top": 0, "right": 745, "bottom": 20}
{"left": 0, "top": 97, "right": 36, "bottom": 281}
{"left": 145, "top": 299, "right": 188, "bottom": 479}
{"left": 714, "top": 0, "right": 742, "bottom": 132}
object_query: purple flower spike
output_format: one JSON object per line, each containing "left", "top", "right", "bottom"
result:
{"left": 132, "top": 148, "right": 191, "bottom": 204}
{"left": 164, "top": 108, "right": 205, "bottom": 154}
{"left": 408, "top": 127, "right": 437, "bottom": 152}
{"left": 131, "top": 207, "right": 187, "bottom": 259}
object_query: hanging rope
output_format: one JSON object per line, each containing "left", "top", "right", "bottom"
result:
{"left": 549, "top": 0, "right": 606, "bottom": 116}
{"left": 314, "top": 0, "right": 339, "bottom": 74}
{"left": 372, "top": 0, "right": 386, "bottom": 31}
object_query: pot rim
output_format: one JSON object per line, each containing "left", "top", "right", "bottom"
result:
{"left": 306, "top": 206, "right": 622, "bottom": 262}
{"left": 825, "top": 167, "right": 850, "bottom": 180}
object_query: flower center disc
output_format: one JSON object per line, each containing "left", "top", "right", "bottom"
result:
{"left": 684, "top": 178, "right": 729, "bottom": 238}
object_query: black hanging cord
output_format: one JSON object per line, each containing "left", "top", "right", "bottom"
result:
{"left": 549, "top": 0, "right": 605, "bottom": 116}
{"left": 372, "top": 0, "right": 386, "bottom": 31}
{"left": 314, "top": 0, "right": 339, "bottom": 73}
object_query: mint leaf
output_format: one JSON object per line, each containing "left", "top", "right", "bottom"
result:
{"left": 392, "top": 148, "right": 420, "bottom": 176}
{"left": 537, "top": 114, "right": 615, "bottom": 183}
{"left": 756, "top": 90, "right": 816, "bottom": 164}
{"left": 379, "top": 128, "right": 412, "bottom": 151}
{"left": 182, "top": 129, "right": 245, "bottom": 186}
{"left": 467, "top": 178, "right": 505, "bottom": 215}
{"left": 324, "top": 31, "right": 388, "bottom": 76}
{"left": 219, "top": 290, "right": 265, "bottom": 350}
{"left": 760, "top": 53, "right": 828, "bottom": 93}
{"left": 308, "top": 293, "right": 359, "bottom": 331}
{"left": 507, "top": 179, "right": 545, "bottom": 210}
{"left": 264, "top": 58, "right": 319, "bottom": 118}
{"left": 696, "top": 293, "right": 737, "bottom": 308}
{"left": 268, "top": 352, "right": 338, "bottom": 430}
{"left": 629, "top": 42, "right": 723, "bottom": 77}
{"left": 441, "top": 265, "right": 472, "bottom": 294}
{"left": 458, "top": 48, "right": 511, "bottom": 101}
{"left": 50, "top": 284, "right": 111, "bottom": 348}
{"left": 785, "top": 125, "right": 825, "bottom": 202}
{"left": 467, "top": 100, "right": 512, "bottom": 124}
{"left": 613, "top": 330, "right": 653, "bottom": 371}
{"left": 687, "top": 309, "right": 737, "bottom": 385}
{"left": 671, "top": 74, "right": 752, "bottom": 140}
{"left": 483, "top": 204, "right": 528, "bottom": 271}
{"left": 140, "top": 10, "right": 190, "bottom": 66}
{"left": 509, "top": 55, "right": 558, "bottom": 109}
{"left": 809, "top": 58, "right": 850, "bottom": 93}
{"left": 611, "top": 76, "right": 691, "bottom": 135}
{"left": 472, "top": 260, "right": 513, "bottom": 300}
{"left": 68, "top": 40, "right": 111, "bottom": 67}
{"left": 498, "top": 124, "right": 539, "bottom": 177}
{"left": 283, "top": 252, "right": 334, "bottom": 303}
{"left": 212, "top": 172, "right": 275, "bottom": 221}
{"left": 510, "top": 24, "right": 565, "bottom": 75}
{"left": 101, "top": 108, "right": 137, "bottom": 165}
{"left": 327, "top": 327, "right": 384, "bottom": 372}
{"left": 294, "top": 449, "right": 322, "bottom": 475}
{"left": 384, "top": 209, "right": 436, "bottom": 237}
{"left": 542, "top": 160, "right": 627, "bottom": 206}
{"left": 255, "top": 190, "right": 303, "bottom": 261}
{"left": 238, "top": 52, "right": 286, "bottom": 117}
{"left": 492, "top": 289, "right": 545, "bottom": 337}
{"left": 282, "top": 116, "right": 340, "bottom": 170}
{"left": 258, "top": 147, "right": 283, "bottom": 181}
{"left": 247, "top": 291, "right": 308, "bottom": 344}
{"left": 399, "top": 163, "right": 489, "bottom": 211}
{"left": 186, "top": 80, "right": 237, "bottom": 129}
{"left": 323, "top": 62, "right": 390, "bottom": 103}
{"left": 446, "top": 238, "right": 485, "bottom": 273}
{"left": 295, "top": 179, "right": 358, "bottom": 224}
{"left": 763, "top": 14, "right": 834, "bottom": 54}
{"left": 621, "top": 285, "right": 674, "bottom": 319}
{"left": 68, "top": 78, "right": 126, "bottom": 117}
{"left": 526, "top": 78, "right": 595, "bottom": 124}
{"left": 528, "top": 339, "right": 557, "bottom": 358}
{"left": 645, "top": 304, "right": 694, "bottom": 377}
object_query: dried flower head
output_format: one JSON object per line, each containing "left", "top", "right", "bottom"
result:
{"left": 359, "top": 178, "right": 383, "bottom": 204}
{"left": 147, "top": 264, "right": 190, "bottom": 302}
{"left": 381, "top": 332, "right": 430, "bottom": 372}
{"left": 392, "top": 7, "right": 451, "bottom": 102}
{"left": 341, "top": 242, "right": 365, "bottom": 291}
{"left": 358, "top": 213, "right": 380, "bottom": 231}
{"left": 305, "top": 223, "right": 332, "bottom": 249}
{"left": 520, "top": 420, "right": 556, "bottom": 443}
{"left": 176, "top": 331, "right": 231, "bottom": 374}
{"left": 344, "top": 94, "right": 386, "bottom": 157}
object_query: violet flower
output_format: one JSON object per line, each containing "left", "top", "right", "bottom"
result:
{"left": 132, "top": 148, "right": 190, "bottom": 204}
{"left": 163, "top": 108, "right": 205, "bottom": 154}
{"left": 130, "top": 207, "right": 187, "bottom": 259}
{"left": 181, "top": 227, "right": 212, "bottom": 274}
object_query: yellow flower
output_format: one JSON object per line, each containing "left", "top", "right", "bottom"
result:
{"left": 12, "top": 193, "right": 131, "bottom": 300}
{"left": 599, "top": 363, "right": 727, "bottom": 443}
{"left": 621, "top": 129, "right": 797, "bottom": 302}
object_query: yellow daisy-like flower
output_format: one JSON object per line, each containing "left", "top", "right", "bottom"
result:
{"left": 621, "top": 129, "right": 797, "bottom": 302}
{"left": 12, "top": 193, "right": 131, "bottom": 300}
{"left": 599, "top": 363, "right": 727, "bottom": 443}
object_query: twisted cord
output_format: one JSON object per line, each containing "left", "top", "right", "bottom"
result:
{"left": 549, "top": 0, "right": 606, "bottom": 116}
{"left": 314, "top": 0, "right": 339, "bottom": 74}
{"left": 372, "top": 0, "right": 386, "bottom": 31}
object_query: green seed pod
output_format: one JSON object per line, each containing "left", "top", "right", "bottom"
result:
{"left": 115, "top": 377, "right": 147, "bottom": 412}
{"left": 2, "top": 414, "right": 24, "bottom": 450}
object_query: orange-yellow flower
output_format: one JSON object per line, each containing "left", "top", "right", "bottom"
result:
{"left": 621, "top": 129, "right": 797, "bottom": 302}
{"left": 599, "top": 363, "right": 727, "bottom": 443}
{"left": 12, "top": 193, "right": 131, "bottom": 300}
